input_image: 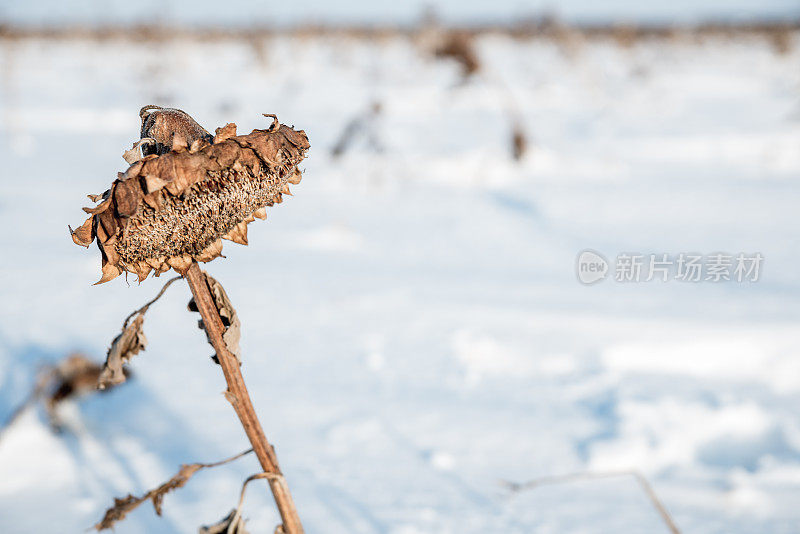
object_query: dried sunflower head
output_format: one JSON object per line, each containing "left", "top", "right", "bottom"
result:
{"left": 71, "top": 112, "right": 310, "bottom": 284}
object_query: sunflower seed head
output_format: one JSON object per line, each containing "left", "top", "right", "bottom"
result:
{"left": 72, "top": 114, "right": 310, "bottom": 283}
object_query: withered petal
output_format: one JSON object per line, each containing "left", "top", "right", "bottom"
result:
{"left": 171, "top": 134, "right": 188, "bottom": 152}
{"left": 95, "top": 262, "right": 122, "bottom": 285}
{"left": 135, "top": 262, "right": 152, "bottom": 283}
{"left": 287, "top": 169, "right": 303, "bottom": 185}
{"left": 166, "top": 255, "right": 192, "bottom": 275}
{"left": 70, "top": 217, "right": 95, "bottom": 247}
{"left": 83, "top": 196, "right": 113, "bottom": 215}
{"left": 222, "top": 221, "right": 248, "bottom": 246}
{"left": 114, "top": 179, "right": 142, "bottom": 217}
{"left": 146, "top": 256, "right": 167, "bottom": 270}
{"left": 214, "top": 123, "right": 237, "bottom": 144}
{"left": 98, "top": 208, "right": 118, "bottom": 239}
{"left": 143, "top": 174, "right": 170, "bottom": 194}
{"left": 196, "top": 239, "right": 223, "bottom": 262}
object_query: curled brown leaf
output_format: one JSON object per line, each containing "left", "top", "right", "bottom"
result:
{"left": 123, "top": 138, "right": 156, "bottom": 164}
{"left": 94, "top": 448, "right": 253, "bottom": 531}
{"left": 198, "top": 509, "right": 249, "bottom": 534}
{"left": 98, "top": 312, "right": 146, "bottom": 389}
{"left": 97, "top": 276, "right": 180, "bottom": 388}
{"left": 188, "top": 271, "right": 241, "bottom": 364}
{"left": 200, "top": 472, "right": 282, "bottom": 534}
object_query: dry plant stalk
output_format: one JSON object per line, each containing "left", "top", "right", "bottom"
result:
{"left": 511, "top": 122, "right": 527, "bottom": 161}
{"left": 95, "top": 448, "right": 254, "bottom": 530}
{"left": 184, "top": 263, "right": 304, "bottom": 534}
{"left": 503, "top": 470, "right": 681, "bottom": 534}
{"left": 72, "top": 107, "right": 308, "bottom": 534}
{"left": 430, "top": 32, "right": 530, "bottom": 163}
{"left": 330, "top": 101, "right": 383, "bottom": 158}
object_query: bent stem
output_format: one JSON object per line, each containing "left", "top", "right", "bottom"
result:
{"left": 184, "top": 261, "right": 303, "bottom": 534}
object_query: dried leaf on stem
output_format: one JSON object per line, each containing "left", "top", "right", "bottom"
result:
{"left": 98, "top": 312, "right": 146, "bottom": 388}
{"left": 97, "top": 276, "right": 180, "bottom": 388}
{"left": 188, "top": 271, "right": 241, "bottom": 364}
{"left": 200, "top": 472, "right": 283, "bottom": 534}
{"left": 94, "top": 448, "right": 254, "bottom": 531}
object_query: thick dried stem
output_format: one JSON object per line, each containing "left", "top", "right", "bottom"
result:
{"left": 184, "top": 262, "right": 303, "bottom": 534}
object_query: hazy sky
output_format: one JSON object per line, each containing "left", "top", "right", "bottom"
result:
{"left": 1, "top": 0, "right": 798, "bottom": 26}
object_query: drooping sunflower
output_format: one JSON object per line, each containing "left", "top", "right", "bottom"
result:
{"left": 71, "top": 107, "right": 310, "bottom": 283}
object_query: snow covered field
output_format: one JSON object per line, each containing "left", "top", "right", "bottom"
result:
{"left": 0, "top": 30, "right": 799, "bottom": 533}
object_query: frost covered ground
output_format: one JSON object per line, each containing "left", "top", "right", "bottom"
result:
{"left": 0, "top": 31, "right": 799, "bottom": 533}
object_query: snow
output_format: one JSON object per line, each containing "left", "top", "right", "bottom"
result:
{"left": 1, "top": 31, "right": 800, "bottom": 533}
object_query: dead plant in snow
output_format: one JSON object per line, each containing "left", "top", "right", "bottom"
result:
{"left": 72, "top": 106, "right": 309, "bottom": 534}
{"left": 71, "top": 106, "right": 309, "bottom": 284}
{"left": 0, "top": 353, "right": 128, "bottom": 438}
{"left": 503, "top": 470, "right": 681, "bottom": 534}
{"left": 434, "top": 31, "right": 481, "bottom": 78}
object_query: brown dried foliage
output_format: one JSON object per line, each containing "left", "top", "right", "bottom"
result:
{"left": 71, "top": 110, "right": 310, "bottom": 284}
{"left": 511, "top": 123, "right": 527, "bottom": 161}
{"left": 434, "top": 31, "right": 480, "bottom": 77}
{"left": 98, "top": 311, "right": 147, "bottom": 388}
{"left": 188, "top": 271, "right": 242, "bottom": 364}
{"left": 1, "top": 353, "right": 127, "bottom": 439}
{"left": 200, "top": 472, "right": 280, "bottom": 534}
{"left": 769, "top": 28, "right": 793, "bottom": 55}
{"left": 94, "top": 449, "right": 253, "bottom": 531}
{"left": 46, "top": 354, "right": 110, "bottom": 414}
{"left": 97, "top": 276, "right": 179, "bottom": 388}
{"left": 199, "top": 509, "right": 249, "bottom": 534}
